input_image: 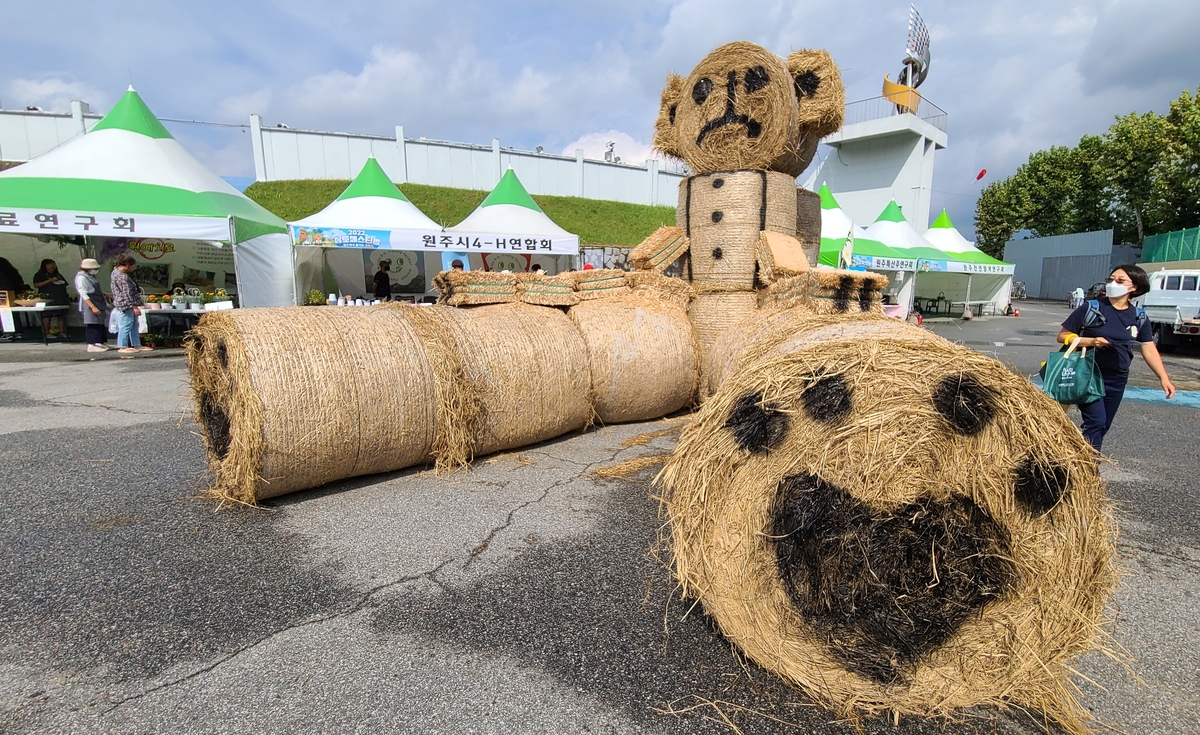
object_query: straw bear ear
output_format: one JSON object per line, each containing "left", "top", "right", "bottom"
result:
{"left": 786, "top": 49, "right": 845, "bottom": 140}
{"left": 652, "top": 73, "right": 686, "bottom": 160}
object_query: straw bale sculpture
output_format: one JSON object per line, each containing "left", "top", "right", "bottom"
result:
{"left": 634, "top": 41, "right": 845, "bottom": 370}
{"left": 658, "top": 306, "right": 1117, "bottom": 733}
{"left": 187, "top": 269, "right": 700, "bottom": 504}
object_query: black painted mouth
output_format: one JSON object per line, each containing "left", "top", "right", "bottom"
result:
{"left": 696, "top": 70, "right": 763, "bottom": 147}
{"left": 770, "top": 473, "right": 1015, "bottom": 684}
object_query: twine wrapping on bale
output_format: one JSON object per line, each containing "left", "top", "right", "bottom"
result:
{"left": 631, "top": 226, "right": 690, "bottom": 272}
{"left": 187, "top": 306, "right": 440, "bottom": 503}
{"left": 755, "top": 231, "right": 809, "bottom": 284}
{"left": 571, "top": 268, "right": 632, "bottom": 301}
{"left": 568, "top": 295, "right": 699, "bottom": 424}
{"left": 658, "top": 308, "right": 1117, "bottom": 734}
{"left": 439, "top": 270, "right": 518, "bottom": 306}
{"left": 625, "top": 270, "right": 696, "bottom": 309}
{"left": 678, "top": 170, "right": 797, "bottom": 289}
{"left": 516, "top": 273, "right": 579, "bottom": 307}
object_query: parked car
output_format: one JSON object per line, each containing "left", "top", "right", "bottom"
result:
{"left": 1084, "top": 281, "right": 1107, "bottom": 300}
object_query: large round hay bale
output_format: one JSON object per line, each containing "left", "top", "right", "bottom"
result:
{"left": 425, "top": 303, "right": 591, "bottom": 456}
{"left": 188, "top": 303, "right": 591, "bottom": 503}
{"left": 188, "top": 306, "right": 440, "bottom": 503}
{"left": 568, "top": 296, "right": 698, "bottom": 424}
{"left": 702, "top": 308, "right": 884, "bottom": 399}
{"left": 659, "top": 309, "right": 1117, "bottom": 733}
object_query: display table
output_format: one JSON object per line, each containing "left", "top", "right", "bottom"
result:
{"left": 145, "top": 308, "right": 205, "bottom": 339}
{"left": 0, "top": 305, "right": 71, "bottom": 345}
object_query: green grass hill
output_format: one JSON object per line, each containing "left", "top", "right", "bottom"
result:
{"left": 244, "top": 180, "right": 677, "bottom": 248}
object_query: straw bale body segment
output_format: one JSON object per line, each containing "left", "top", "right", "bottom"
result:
{"left": 659, "top": 308, "right": 1117, "bottom": 733}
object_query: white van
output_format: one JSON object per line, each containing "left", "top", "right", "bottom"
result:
{"left": 1139, "top": 269, "right": 1200, "bottom": 351}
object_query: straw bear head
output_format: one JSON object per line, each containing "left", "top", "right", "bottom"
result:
{"left": 653, "top": 42, "right": 844, "bottom": 176}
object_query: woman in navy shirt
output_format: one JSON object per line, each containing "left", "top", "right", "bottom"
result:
{"left": 1057, "top": 264, "right": 1175, "bottom": 450}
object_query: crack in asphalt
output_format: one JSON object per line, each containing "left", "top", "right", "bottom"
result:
{"left": 95, "top": 440, "right": 654, "bottom": 717}
{"left": 97, "top": 557, "right": 458, "bottom": 717}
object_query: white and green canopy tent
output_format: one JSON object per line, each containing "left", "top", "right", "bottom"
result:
{"left": 920, "top": 209, "right": 1015, "bottom": 314}
{"left": 288, "top": 157, "right": 444, "bottom": 300}
{"left": 447, "top": 168, "right": 579, "bottom": 273}
{"left": 816, "top": 184, "right": 917, "bottom": 317}
{"left": 865, "top": 201, "right": 999, "bottom": 315}
{"left": 0, "top": 88, "right": 290, "bottom": 306}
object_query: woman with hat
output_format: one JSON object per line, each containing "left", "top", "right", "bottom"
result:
{"left": 75, "top": 258, "right": 110, "bottom": 352}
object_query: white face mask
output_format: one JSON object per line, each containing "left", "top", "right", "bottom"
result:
{"left": 1105, "top": 281, "right": 1130, "bottom": 299}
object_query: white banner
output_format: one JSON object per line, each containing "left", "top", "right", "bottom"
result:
{"left": 0, "top": 208, "right": 230, "bottom": 242}
{"left": 918, "top": 259, "right": 1015, "bottom": 275}
{"left": 290, "top": 225, "right": 579, "bottom": 255}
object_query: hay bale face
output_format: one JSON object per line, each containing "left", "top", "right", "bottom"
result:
{"left": 654, "top": 42, "right": 844, "bottom": 176}
{"left": 660, "top": 312, "right": 1116, "bottom": 731}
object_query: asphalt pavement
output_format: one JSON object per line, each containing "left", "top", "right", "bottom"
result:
{"left": 1, "top": 304, "right": 1197, "bottom": 735}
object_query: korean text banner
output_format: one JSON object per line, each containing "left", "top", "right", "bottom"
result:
{"left": 918, "top": 259, "right": 1015, "bottom": 275}
{"left": 291, "top": 226, "right": 579, "bottom": 254}
{"left": 851, "top": 254, "right": 917, "bottom": 271}
{"left": 0, "top": 208, "right": 231, "bottom": 242}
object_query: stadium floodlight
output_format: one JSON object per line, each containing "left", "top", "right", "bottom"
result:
{"left": 900, "top": 4, "right": 930, "bottom": 89}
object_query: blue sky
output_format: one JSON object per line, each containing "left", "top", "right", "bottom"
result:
{"left": 5, "top": 0, "right": 1199, "bottom": 238}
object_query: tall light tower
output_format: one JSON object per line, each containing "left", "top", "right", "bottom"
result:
{"left": 806, "top": 3, "right": 947, "bottom": 231}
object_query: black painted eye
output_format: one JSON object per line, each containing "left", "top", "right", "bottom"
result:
{"left": 745, "top": 65, "right": 770, "bottom": 93}
{"left": 726, "top": 393, "right": 788, "bottom": 454}
{"left": 794, "top": 70, "right": 821, "bottom": 99}
{"left": 1014, "top": 459, "right": 1068, "bottom": 517}
{"left": 692, "top": 78, "right": 714, "bottom": 105}
{"left": 668, "top": 104, "right": 677, "bottom": 125}
{"left": 802, "top": 374, "right": 852, "bottom": 424}
{"left": 933, "top": 374, "right": 996, "bottom": 436}
{"left": 711, "top": 247, "right": 723, "bottom": 259}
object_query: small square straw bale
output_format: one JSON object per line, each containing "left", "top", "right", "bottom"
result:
{"left": 571, "top": 268, "right": 632, "bottom": 301}
{"left": 624, "top": 270, "right": 696, "bottom": 308}
{"left": 516, "top": 273, "right": 580, "bottom": 307}
{"left": 630, "top": 226, "right": 690, "bottom": 272}
{"left": 756, "top": 231, "right": 810, "bottom": 284}
{"left": 443, "top": 270, "right": 518, "bottom": 306}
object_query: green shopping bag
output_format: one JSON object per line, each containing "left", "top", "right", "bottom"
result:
{"left": 1040, "top": 340, "right": 1105, "bottom": 405}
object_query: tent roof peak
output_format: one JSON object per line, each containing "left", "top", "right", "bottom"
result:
{"left": 91, "top": 88, "right": 172, "bottom": 140}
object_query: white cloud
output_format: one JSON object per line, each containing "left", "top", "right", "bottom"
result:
{"left": 216, "top": 88, "right": 273, "bottom": 123}
{"left": 6, "top": 78, "right": 106, "bottom": 113}
{"left": 560, "top": 130, "right": 656, "bottom": 164}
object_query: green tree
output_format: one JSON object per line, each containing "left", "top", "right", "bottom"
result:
{"left": 1099, "top": 110, "right": 1169, "bottom": 243}
{"left": 974, "top": 179, "right": 1023, "bottom": 257}
{"left": 1151, "top": 87, "right": 1200, "bottom": 232}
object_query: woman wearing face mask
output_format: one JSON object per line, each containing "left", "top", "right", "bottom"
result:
{"left": 1057, "top": 264, "right": 1175, "bottom": 450}
{"left": 75, "top": 258, "right": 110, "bottom": 352}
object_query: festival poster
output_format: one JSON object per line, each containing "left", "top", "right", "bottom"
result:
{"left": 482, "top": 253, "right": 530, "bottom": 272}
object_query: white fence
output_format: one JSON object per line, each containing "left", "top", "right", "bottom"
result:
{"left": 251, "top": 117, "right": 684, "bottom": 207}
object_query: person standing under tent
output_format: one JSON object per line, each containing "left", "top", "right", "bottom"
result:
{"left": 450, "top": 259, "right": 464, "bottom": 272}
{"left": 1056, "top": 264, "right": 1174, "bottom": 451}
{"left": 111, "top": 254, "right": 149, "bottom": 354}
{"left": 32, "top": 259, "right": 71, "bottom": 339}
{"left": 373, "top": 259, "right": 392, "bottom": 301}
{"left": 75, "top": 258, "right": 110, "bottom": 352}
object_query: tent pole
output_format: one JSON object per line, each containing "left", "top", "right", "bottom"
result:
{"left": 966, "top": 274, "right": 973, "bottom": 303}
